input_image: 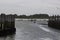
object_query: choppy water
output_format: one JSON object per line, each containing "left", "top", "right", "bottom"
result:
{"left": 0, "top": 19, "right": 60, "bottom": 40}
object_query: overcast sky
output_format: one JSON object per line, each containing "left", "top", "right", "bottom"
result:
{"left": 0, "top": 0, "right": 60, "bottom": 15}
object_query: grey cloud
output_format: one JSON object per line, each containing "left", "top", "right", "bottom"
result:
{"left": 0, "top": 0, "right": 60, "bottom": 15}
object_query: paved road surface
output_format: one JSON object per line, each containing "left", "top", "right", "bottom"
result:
{"left": 0, "top": 20, "right": 60, "bottom": 40}
{"left": 15, "top": 20, "right": 60, "bottom": 40}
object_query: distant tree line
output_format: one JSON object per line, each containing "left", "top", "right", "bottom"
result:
{"left": 14, "top": 14, "right": 49, "bottom": 19}
{"left": 1, "top": 13, "right": 60, "bottom": 19}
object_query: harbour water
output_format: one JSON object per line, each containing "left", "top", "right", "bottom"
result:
{"left": 0, "top": 19, "right": 60, "bottom": 40}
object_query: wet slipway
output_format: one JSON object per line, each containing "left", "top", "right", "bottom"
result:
{"left": 0, "top": 19, "right": 60, "bottom": 40}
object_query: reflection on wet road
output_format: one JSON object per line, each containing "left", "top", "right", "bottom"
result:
{"left": 15, "top": 20, "right": 60, "bottom": 40}
{"left": 0, "top": 20, "right": 60, "bottom": 40}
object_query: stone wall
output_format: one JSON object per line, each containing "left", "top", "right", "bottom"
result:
{"left": 0, "top": 14, "right": 15, "bottom": 30}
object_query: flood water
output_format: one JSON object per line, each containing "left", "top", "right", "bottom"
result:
{"left": 0, "top": 19, "right": 60, "bottom": 40}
